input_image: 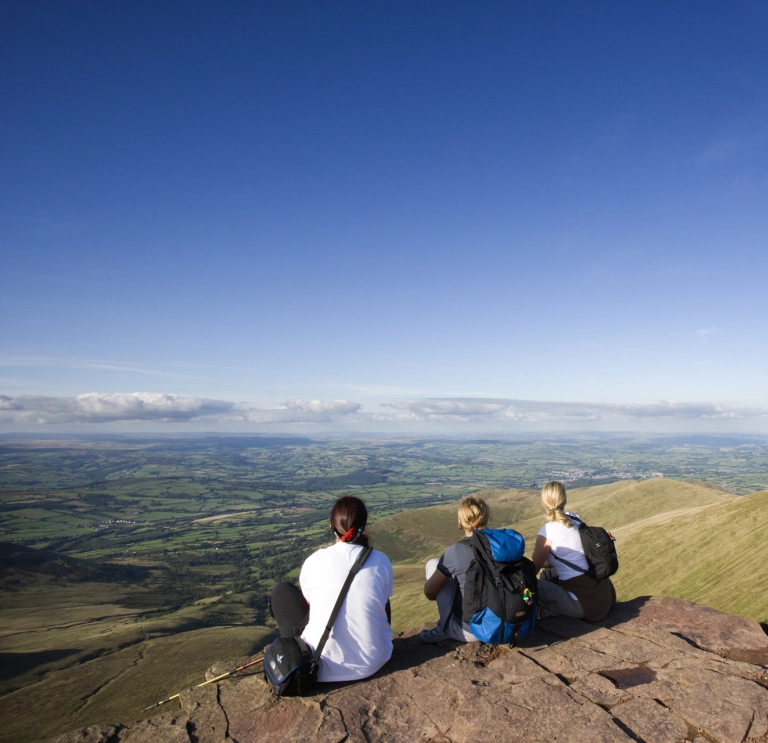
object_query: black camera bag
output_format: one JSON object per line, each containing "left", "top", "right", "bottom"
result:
{"left": 262, "top": 635, "right": 316, "bottom": 696}
{"left": 263, "top": 544, "right": 372, "bottom": 697}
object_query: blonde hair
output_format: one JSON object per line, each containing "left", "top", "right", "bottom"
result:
{"left": 541, "top": 481, "right": 573, "bottom": 528}
{"left": 458, "top": 496, "right": 490, "bottom": 531}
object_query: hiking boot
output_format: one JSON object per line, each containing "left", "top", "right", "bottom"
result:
{"left": 419, "top": 625, "right": 450, "bottom": 644}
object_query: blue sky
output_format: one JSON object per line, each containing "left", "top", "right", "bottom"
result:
{"left": 2, "top": 1, "right": 767, "bottom": 433}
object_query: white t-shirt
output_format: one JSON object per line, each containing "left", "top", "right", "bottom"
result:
{"left": 299, "top": 541, "right": 393, "bottom": 682}
{"left": 538, "top": 513, "right": 589, "bottom": 585}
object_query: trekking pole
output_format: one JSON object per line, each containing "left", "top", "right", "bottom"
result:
{"left": 143, "top": 656, "right": 264, "bottom": 711}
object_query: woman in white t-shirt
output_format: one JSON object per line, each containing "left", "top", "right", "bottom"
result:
{"left": 269, "top": 496, "right": 393, "bottom": 682}
{"left": 531, "top": 481, "right": 615, "bottom": 621}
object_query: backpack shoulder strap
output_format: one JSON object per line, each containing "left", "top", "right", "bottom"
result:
{"left": 547, "top": 515, "right": 589, "bottom": 574}
{"left": 312, "top": 545, "right": 373, "bottom": 664}
{"left": 467, "top": 531, "right": 497, "bottom": 573}
{"left": 548, "top": 550, "right": 588, "bottom": 574}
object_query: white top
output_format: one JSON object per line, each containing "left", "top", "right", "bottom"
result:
{"left": 538, "top": 512, "right": 589, "bottom": 584}
{"left": 299, "top": 541, "right": 393, "bottom": 682}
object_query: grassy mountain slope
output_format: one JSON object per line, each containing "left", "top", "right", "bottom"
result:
{"left": 609, "top": 489, "right": 768, "bottom": 620}
{"left": 380, "top": 479, "right": 767, "bottom": 633}
{"left": 508, "top": 478, "right": 736, "bottom": 544}
{"left": 0, "top": 545, "right": 276, "bottom": 743}
{"left": 0, "top": 623, "right": 273, "bottom": 743}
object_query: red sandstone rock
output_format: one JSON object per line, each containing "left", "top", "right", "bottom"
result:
{"left": 46, "top": 597, "right": 768, "bottom": 743}
{"left": 612, "top": 596, "right": 768, "bottom": 653}
{"left": 611, "top": 698, "right": 689, "bottom": 743}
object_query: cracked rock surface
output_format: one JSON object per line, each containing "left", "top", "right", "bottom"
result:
{"left": 46, "top": 597, "right": 768, "bottom": 743}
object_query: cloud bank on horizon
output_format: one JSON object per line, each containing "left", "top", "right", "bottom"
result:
{"left": 379, "top": 398, "right": 768, "bottom": 422}
{"left": 0, "top": 393, "right": 360, "bottom": 425}
{"left": 1, "top": 393, "right": 765, "bottom": 429}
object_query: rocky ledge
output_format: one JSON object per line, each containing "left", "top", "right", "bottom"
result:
{"left": 49, "top": 597, "right": 768, "bottom": 743}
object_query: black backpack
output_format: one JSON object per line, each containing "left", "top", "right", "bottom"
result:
{"left": 461, "top": 529, "right": 538, "bottom": 645}
{"left": 263, "top": 545, "right": 372, "bottom": 696}
{"left": 550, "top": 517, "right": 618, "bottom": 580}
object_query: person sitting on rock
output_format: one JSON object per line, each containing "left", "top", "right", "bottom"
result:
{"left": 269, "top": 495, "right": 394, "bottom": 682}
{"left": 419, "top": 495, "right": 489, "bottom": 644}
{"left": 531, "top": 481, "right": 615, "bottom": 621}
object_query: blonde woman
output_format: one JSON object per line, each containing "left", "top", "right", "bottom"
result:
{"left": 420, "top": 496, "right": 489, "bottom": 643}
{"left": 531, "top": 481, "right": 615, "bottom": 621}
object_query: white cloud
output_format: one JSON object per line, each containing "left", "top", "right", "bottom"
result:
{"left": 0, "top": 393, "right": 234, "bottom": 424}
{"left": 383, "top": 398, "right": 768, "bottom": 422}
{"left": 695, "top": 326, "right": 718, "bottom": 344}
{"left": 383, "top": 399, "right": 511, "bottom": 419}
{"left": 242, "top": 399, "right": 361, "bottom": 423}
{"left": 286, "top": 399, "right": 361, "bottom": 415}
{"left": 0, "top": 394, "right": 361, "bottom": 425}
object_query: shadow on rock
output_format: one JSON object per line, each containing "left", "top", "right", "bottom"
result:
{"left": 315, "top": 626, "right": 462, "bottom": 696}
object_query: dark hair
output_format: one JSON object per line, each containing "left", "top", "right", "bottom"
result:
{"left": 330, "top": 495, "right": 369, "bottom": 546}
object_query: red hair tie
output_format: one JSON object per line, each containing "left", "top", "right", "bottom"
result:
{"left": 341, "top": 527, "right": 361, "bottom": 543}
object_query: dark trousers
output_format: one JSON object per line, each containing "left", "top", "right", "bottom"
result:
{"left": 269, "top": 582, "right": 310, "bottom": 638}
{"left": 269, "top": 582, "right": 391, "bottom": 637}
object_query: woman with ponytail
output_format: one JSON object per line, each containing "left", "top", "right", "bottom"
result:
{"left": 419, "top": 495, "right": 489, "bottom": 644}
{"left": 531, "top": 481, "right": 615, "bottom": 621}
{"left": 269, "top": 495, "right": 393, "bottom": 682}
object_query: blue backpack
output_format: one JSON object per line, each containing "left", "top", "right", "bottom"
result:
{"left": 462, "top": 529, "right": 537, "bottom": 645}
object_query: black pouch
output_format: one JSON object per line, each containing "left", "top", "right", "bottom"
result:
{"left": 263, "top": 636, "right": 317, "bottom": 696}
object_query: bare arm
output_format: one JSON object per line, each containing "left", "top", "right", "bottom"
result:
{"left": 424, "top": 569, "right": 448, "bottom": 601}
{"left": 531, "top": 535, "right": 552, "bottom": 572}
